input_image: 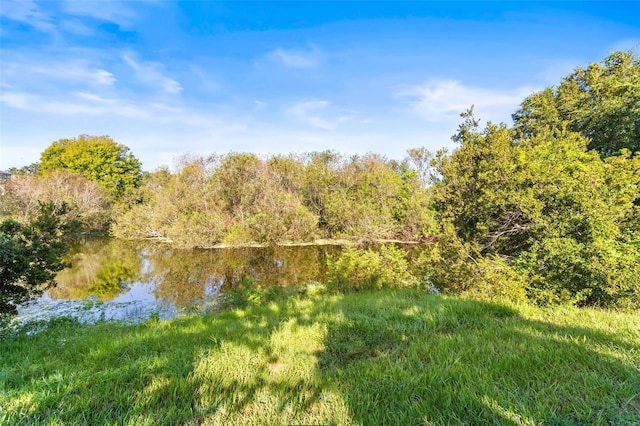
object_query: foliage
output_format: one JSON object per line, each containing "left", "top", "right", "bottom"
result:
{"left": 328, "top": 244, "right": 417, "bottom": 290}
{"left": 427, "top": 52, "right": 640, "bottom": 308}
{"left": 513, "top": 50, "right": 640, "bottom": 156}
{"left": 7, "top": 162, "right": 40, "bottom": 175}
{"left": 221, "top": 279, "right": 298, "bottom": 309}
{"left": 416, "top": 229, "right": 528, "bottom": 304}
{"left": 0, "top": 170, "right": 111, "bottom": 233}
{"left": 40, "top": 134, "right": 142, "bottom": 200}
{"left": 217, "top": 153, "right": 318, "bottom": 244}
{"left": 0, "top": 202, "right": 71, "bottom": 317}
{"left": 432, "top": 110, "right": 640, "bottom": 308}
{"left": 114, "top": 151, "right": 435, "bottom": 246}
{"left": 322, "top": 154, "right": 407, "bottom": 241}
{"left": 113, "top": 157, "right": 226, "bottom": 247}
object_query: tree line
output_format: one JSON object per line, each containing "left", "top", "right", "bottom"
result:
{"left": 1, "top": 50, "right": 638, "bottom": 314}
{"left": 112, "top": 150, "right": 436, "bottom": 247}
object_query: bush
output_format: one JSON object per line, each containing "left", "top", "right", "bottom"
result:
{"left": 0, "top": 202, "right": 71, "bottom": 317}
{"left": 0, "top": 171, "right": 111, "bottom": 234}
{"left": 414, "top": 228, "right": 527, "bottom": 304}
{"left": 328, "top": 244, "right": 417, "bottom": 291}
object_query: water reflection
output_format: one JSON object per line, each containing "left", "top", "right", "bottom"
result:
{"left": 48, "top": 237, "right": 341, "bottom": 313}
{"left": 50, "top": 238, "right": 143, "bottom": 301}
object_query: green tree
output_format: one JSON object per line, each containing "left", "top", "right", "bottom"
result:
{"left": 40, "top": 135, "right": 142, "bottom": 199}
{"left": 112, "top": 149, "right": 437, "bottom": 247}
{"left": 114, "top": 156, "right": 227, "bottom": 247}
{"left": 431, "top": 112, "right": 640, "bottom": 308}
{"left": 214, "top": 153, "right": 317, "bottom": 244}
{"left": 513, "top": 50, "right": 640, "bottom": 156}
{"left": 0, "top": 203, "right": 71, "bottom": 317}
{"left": 323, "top": 154, "right": 407, "bottom": 242}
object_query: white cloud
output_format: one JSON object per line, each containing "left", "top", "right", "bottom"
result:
{"left": 0, "top": 0, "right": 56, "bottom": 32}
{"left": 122, "top": 51, "right": 182, "bottom": 94}
{"left": 74, "top": 92, "right": 116, "bottom": 104}
{"left": 397, "top": 79, "right": 536, "bottom": 124}
{"left": 1, "top": 92, "right": 32, "bottom": 110}
{"left": 0, "top": 89, "right": 238, "bottom": 131}
{"left": 286, "top": 99, "right": 353, "bottom": 130}
{"left": 63, "top": 0, "right": 137, "bottom": 28}
{"left": 2, "top": 58, "right": 116, "bottom": 87}
{"left": 0, "top": 0, "right": 141, "bottom": 34}
{"left": 150, "top": 103, "right": 182, "bottom": 113}
{"left": 85, "top": 67, "right": 116, "bottom": 86}
{"left": 267, "top": 46, "right": 321, "bottom": 69}
{"left": 1, "top": 91, "right": 150, "bottom": 118}
{"left": 253, "top": 100, "right": 268, "bottom": 110}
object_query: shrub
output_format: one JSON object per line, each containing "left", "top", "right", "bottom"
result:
{"left": 415, "top": 227, "right": 527, "bottom": 304}
{"left": 0, "top": 203, "right": 71, "bottom": 317}
{"left": 0, "top": 171, "right": 111, "bottom": 234}
{"left": 328, "top": 244, "right": 417, "bottom": 291}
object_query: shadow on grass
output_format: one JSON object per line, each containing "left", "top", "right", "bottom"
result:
{"left": 316, "top": 291, "right": 640, "bottom": 425}
{"left": 2, "top": 296, "right": 324, "bottom": 424}
{"left": 2, "top": 289, "right": 639, "bottom": 425}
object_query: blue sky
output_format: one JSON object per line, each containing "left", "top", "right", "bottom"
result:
{"left": 1, "top": 1, "right": 638, "bottom": 171}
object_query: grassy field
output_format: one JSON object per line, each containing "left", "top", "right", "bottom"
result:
{"left": 1, "top": 288, "right": 639, "bottom": 425}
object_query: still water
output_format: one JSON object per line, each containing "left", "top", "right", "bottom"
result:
{"left": 16, "top": 237, "right": 342, "bottom": 324}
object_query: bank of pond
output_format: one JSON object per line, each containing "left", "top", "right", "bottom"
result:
{"left": 2, "top": 288, "right": 639, "bottom": 425}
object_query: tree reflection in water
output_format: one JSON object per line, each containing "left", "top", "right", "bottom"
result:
{"left": 50, "top": 238, "right": 341, "bottom": 311}
{"left": 51, "top": 238, "right": 142, "bottom": 301}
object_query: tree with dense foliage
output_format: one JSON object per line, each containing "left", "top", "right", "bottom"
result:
{"left": 423, "top": 53, "right": 640, "bottom": 309}
{"left": 0, "top": 202, "right": 71, "bottom": 317}
{"left": 513, "top": 50, "right": 640, "bottom": 156}
{"left": 40, "top": 135, "right": 142, "bottom": 200}
{"left": 428, "top": 108, "right": 640, "bottom": 308}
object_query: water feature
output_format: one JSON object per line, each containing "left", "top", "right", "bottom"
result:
{"left": 14, "top": 237, "right": 342, "bottom": 325}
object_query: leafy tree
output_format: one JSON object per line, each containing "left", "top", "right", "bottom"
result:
{"left": 114, "top": 156, "right": 227, "bottom": 247}
{"left": 302, "top": 151, "right": 342, "bottom": 236}
{"left": 392, "top": 157, "right": 438, "bottom": 241}
{"left": 431, "top": 111, "right": 640, "bottom": 308}
{"left": 114, "top": 153, "right": 319, "bottom": 247}
{"left": 213, "top": 153, "right": 318, "bottom": 245}
{"left": 301, "top": 152, "right": 434, "bottom": 242}
{"left": 40, "top": 135, "right": 142, "bottom": 199}
{"left": 0, "top": 203, "right": 71, "bottom": 317}
{"left": 513, "top": 50, "right": 640, "bottom": 156}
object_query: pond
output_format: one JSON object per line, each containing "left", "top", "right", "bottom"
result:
{"left": 15, "top": 237, "right": 343, "bottom": 325}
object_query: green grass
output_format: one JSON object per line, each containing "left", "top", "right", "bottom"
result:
{"left": 1, "top": 288, "right": 639, "bottom": 425}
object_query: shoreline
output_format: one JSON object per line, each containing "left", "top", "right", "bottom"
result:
{"left": 135, "top": 237, "right": 432, "bottom": 249}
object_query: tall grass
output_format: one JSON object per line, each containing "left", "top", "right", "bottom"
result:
{"left": 1, "top": 289, "right": 638, "bottom": 425}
